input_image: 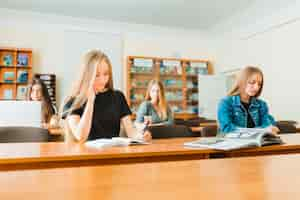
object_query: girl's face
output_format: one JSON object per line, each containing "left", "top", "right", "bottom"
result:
{"left": 149, "top": 84, "right": 160, "bottom": 102}
{"left": 31, "top": 84, "right": 43, "bottom": 101}
{"left": 94, "top": 60, "right": 110, "bottom": 92}
{"left": 244, "top": 73, "right": 262, "bottom": 97}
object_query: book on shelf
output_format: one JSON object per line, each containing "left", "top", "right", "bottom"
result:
{"left": 17, "top": 85, "right": 27, "bottom": 100}
{"left": 170, "top": 105, "right": 183, "bottom": 113}
{"left": 3, "top": 89, "right": 13, "bottom": 100}
{"left": 184, "top": 128, "right": 283, "bottom": 150}
{"left": 17, "top": 70, "right": 28, "bottom": 83}
{"left": 85, "top": 137, "right": 149, "bottom": 148}
{"left": 163, "top": 79, "right": 183, "bottom": 88}
{"left": 160, "top": 60, "right": 182, "bottom": 75}
{"left": 188, "top": 93, "right": 198, "bottom": 101}
{"left": 130, "top": 93, "right": 144, "bottom": 102}
{"left": 2, "top": 54, "right": 13, "bottom": 66}
{"left": 3, "top": 71, "right": 15, "bottom": 83}
{"left": 133, "top": 58, "right": 153, "bottom": 67}
{"left": 162, "top": 60, "right": 181, "bottom": 67}
{"left": 131, "top": 58, "right": 153, "bottom": 73}
{"left": 186, "top": 106, "right": 198, "bottom": 114}
{"left": 165, "top": 91, "right": 183, "bottom": 101}
{"left": 187, "top": 80, "right": 198, "bottom": 88}
{"left": 131, "top": 79, "right": 149, "bottom": 88}
{"left": 17, "top": 53, "right": 29, "bottom": 66}
{"left": 186, "top": 62, "right": 208, "bottom": 75}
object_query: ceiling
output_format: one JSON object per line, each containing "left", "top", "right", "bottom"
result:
{"left": 1, "top": 0, "right": 257, "bottom": 30}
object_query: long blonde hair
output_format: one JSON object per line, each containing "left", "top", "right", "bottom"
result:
{"left": 228, "top": 66, "right": 264, "bottom": 97}
{"left": 61, "top": 49, "right": 113, "bottom": 117}
{"left": 145, "top": 80, "right": 168, "bottom": 120}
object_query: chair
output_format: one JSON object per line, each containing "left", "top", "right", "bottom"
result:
{"left": 174, "top": 118, "right": 185, "bottom": 126}
{"left": 175, "top": 117, "right": 217, "bottom": 127}
{"left": 147, "top": 125, "right": 196, "bottom": 139}
{"left": 0, "top": 127, "right": 49, "bottom": 143}
{"left": 200, "top": 125, "right": 218, "bottom": 137}
{"left": 275, "top": 121, "right": 297, "bottom": 134}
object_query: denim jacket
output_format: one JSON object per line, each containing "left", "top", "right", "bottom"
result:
{"left": 217, "top": 95, "right": 273, "bottom": 133}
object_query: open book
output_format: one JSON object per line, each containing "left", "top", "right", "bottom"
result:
{"left": 184, "top": 128, "right": 283, "bottom": 150}
{"left": 85, "top": 137, "right": 149, "bottom": 148}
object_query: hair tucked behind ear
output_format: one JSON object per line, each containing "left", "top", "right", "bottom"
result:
{"left": 60, "top": 49, "right": 114, "bottom": 119}
{"left": 228, "top": 66, "right": 264, "bottom": 97}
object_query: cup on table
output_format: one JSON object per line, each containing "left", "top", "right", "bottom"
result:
{"left": 144, "top": 115, "right": 152, "bottom": 125}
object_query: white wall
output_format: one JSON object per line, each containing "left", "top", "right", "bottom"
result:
{"left": 213, "top": 1, "right": 300, "bottom": 121}
{"left": 0, "top": 8, "right": 215, "bottom": 108}
{"left": 6, "top": 2, "right": 300, "bottom": 122}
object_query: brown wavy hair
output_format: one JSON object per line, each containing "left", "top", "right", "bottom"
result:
{"left": 27, "top": 77, "right": 55, "bottom": 123}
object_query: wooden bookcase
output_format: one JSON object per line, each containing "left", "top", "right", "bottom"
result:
{"left": 34, "top": 73, "right": 56, "bottom": 107}
{"left": 126, "top": 56, "right": 213, "bottom": 120}
{"left": 0, "top": 47, "right": 32, "bottom": 100}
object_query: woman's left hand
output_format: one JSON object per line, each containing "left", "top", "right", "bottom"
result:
{"left": 268, "top": 125, "right": 280, "bottom": 135}
{"left": 143, "top": 130, "right": 152, "bottom": 142}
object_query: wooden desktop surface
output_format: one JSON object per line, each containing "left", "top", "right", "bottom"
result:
{"left": 1, "top": 154, "right": 300, "bottom": 200}
{"left": 1, "top": 134, "right": 300, "bottom": 170}
{"left": 0, "top": 137, "right": 210, "bottom": 170}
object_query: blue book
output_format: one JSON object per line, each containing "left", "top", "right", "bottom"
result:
{"left": 3, "top": 89, "right": 13, "bottom": 99}
{"left": 3, "top": 71, "right": 15, "bottom": 83}
{"left": 17, "top": 53, "right": 29, "bottom": 66}
{"left": 3, "top": 54, "right": 13, "bottom": 66}
{"left": 17, "top": 70, "right": 28, "bottom": 83}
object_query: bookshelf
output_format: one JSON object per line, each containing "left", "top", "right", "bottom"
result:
{"left": 34, "top": 73, "right": 56, "bottom": 107}
{"left": 0, "top": 47, "right": 32, "bottom": 100}
{"left": 127, "top": 56, "right": 213, "bottom": 120}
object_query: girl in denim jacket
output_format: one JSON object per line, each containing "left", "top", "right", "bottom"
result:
{"left": 217, "top": 66, "right": 279, "bottom": 134}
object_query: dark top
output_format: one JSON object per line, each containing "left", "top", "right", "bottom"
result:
{"left": 241, "top": 101, "right": 255, "bottom": 128}
{"left": 63, "top": 89, "right": 131, "bottom": 140}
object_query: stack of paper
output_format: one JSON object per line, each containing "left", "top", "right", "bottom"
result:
{"left": 85, "top": 137, "right": 148, "bottom": 148}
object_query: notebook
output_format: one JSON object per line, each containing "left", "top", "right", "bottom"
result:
{"left": 0, "top": 101, "right": 42, "bottom": 127}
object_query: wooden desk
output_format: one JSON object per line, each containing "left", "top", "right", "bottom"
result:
{"left": 296, "top": 124, "right": 300, "bottom": 132}
{"left": 0, "top": 137, "right": 212, "bottom": 170}
{"left": 1, "top": 154, "right": 300, "bottom": 199}
{"left": 48, "top": 127, "right": 64, "bottom": 135}
{"left": 1, "top": 134, "right": 300, "bottom": 171}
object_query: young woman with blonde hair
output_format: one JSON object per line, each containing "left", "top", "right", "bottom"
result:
{"left": 135, "top": 80, "right": 173, "bottom": 126}
{"left": 62, "top": 49, "right": 152, "bottom": 142}
{"left": 217, "top": 66, "right": 279, "bottom": 134}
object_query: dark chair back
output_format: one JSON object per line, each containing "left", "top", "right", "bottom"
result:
{"left": 200, "top": 125, "right": 218, "bottom": 137}
{"left": 276, "top": 121, "right": 297, "bottom": 134}
{"left": 148, "top": 125, "right": 196, "bottom": 139}
{"left": 0, "top": 127, "right": 49, "bottom": 143}
{"left": 174, "top": 117, "right": 217, "bottom": 127}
